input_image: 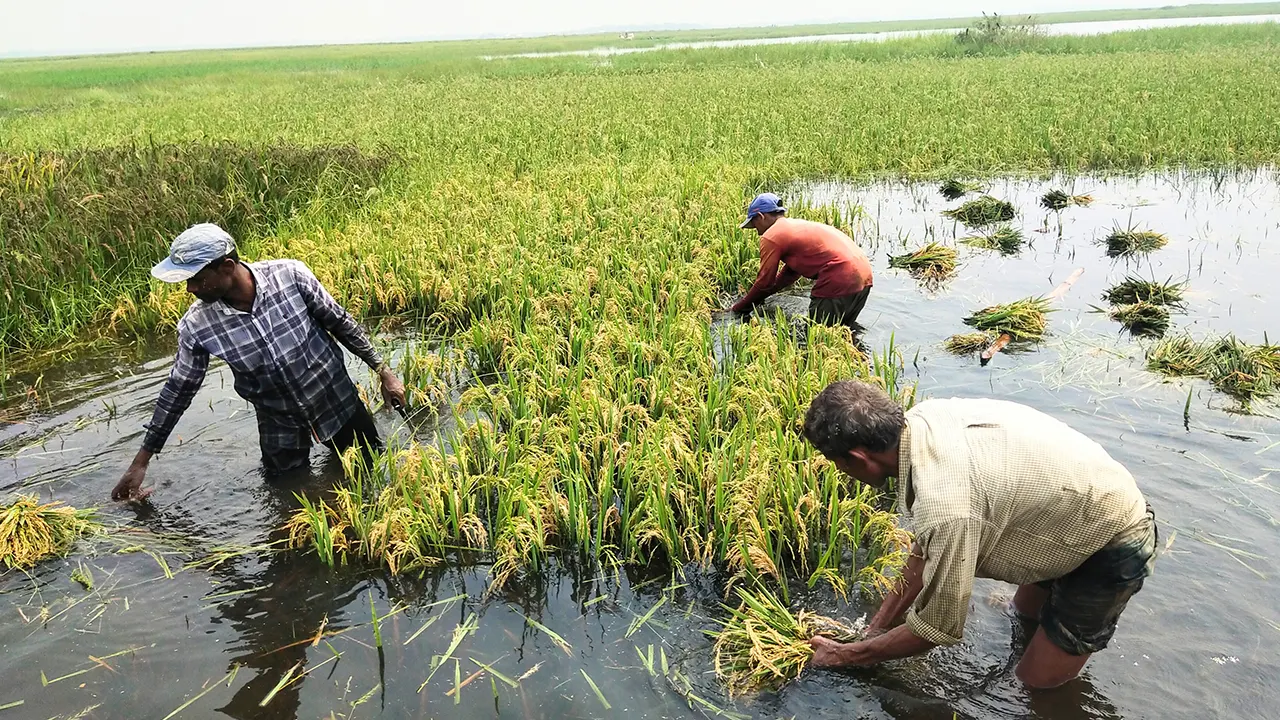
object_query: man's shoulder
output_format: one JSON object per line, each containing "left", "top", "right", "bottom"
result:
{"left": 251, "top": 258, "right": 307, "bottom": 276}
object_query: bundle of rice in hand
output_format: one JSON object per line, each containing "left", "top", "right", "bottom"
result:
{"left": 711, "top": 587, "right": 866, "bottom": 697}
{"left": 1, "top": 496, "right": 98, "bottom": 570}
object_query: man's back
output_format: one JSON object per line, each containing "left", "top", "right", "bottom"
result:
{"left": 761, "top": 218, "right": 873, "bottom": 298}
{"left": 901, "top": 397, "right": 1148, "bottom": 585}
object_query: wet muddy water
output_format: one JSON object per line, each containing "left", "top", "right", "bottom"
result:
{"left": 2, "top": 171, "right": 1278, "bottom": 719}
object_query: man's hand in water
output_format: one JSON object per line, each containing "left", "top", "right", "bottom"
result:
{"left": 808, "top": 636, "right": 853, "bottom": 668}
{"left": 378, "top": 365, "right": 408, "bottom": 414}
{"left": 112, "top": 449, "right": 154, "bottom": 502}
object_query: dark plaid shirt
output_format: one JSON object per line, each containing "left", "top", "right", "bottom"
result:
{"left": 142, "top": 259, "right": 383, "bottom": 455}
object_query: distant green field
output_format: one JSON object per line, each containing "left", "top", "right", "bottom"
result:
{"left": 2, "top": 21, "right": 1280, "bottom": 355}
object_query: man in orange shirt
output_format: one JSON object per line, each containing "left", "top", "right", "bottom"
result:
{"left": 730, "top": 193, "right": 874, "bottom": 327}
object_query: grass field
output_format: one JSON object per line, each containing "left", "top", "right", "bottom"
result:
{"left": 4, "top": 21, "right": 1280, "bottom": 586}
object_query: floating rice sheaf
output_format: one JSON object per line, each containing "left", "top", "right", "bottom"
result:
{"left": 0, "top": 496, "right": 98, "bottom": 570}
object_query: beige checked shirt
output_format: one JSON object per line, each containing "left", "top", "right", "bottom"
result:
{"left": 897, "top": 398, "right": 1148, "bottom": 646}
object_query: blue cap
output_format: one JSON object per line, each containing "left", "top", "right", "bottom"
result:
{"left": 151, "top": 223, "right": 237, "bottom": 283}
{"left": 740, "top": 193, "right": 786, "bottom": 228}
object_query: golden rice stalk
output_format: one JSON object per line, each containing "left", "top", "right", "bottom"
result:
{"left": 711, "top": 586, "right": 865, "bottom": 698}
{"left": 962, "top": 296, "right": 1053, "bottom": 341}
{"left": 887, "top": 242, "right": 957, "bottom": 281}
{"left": 944, "top": 332, "right": 996, "bottom": 355}
{"left": 0, "top": 496, "right": 98, "bottom": 570}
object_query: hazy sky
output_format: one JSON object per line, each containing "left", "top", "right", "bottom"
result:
{"left": 0, "top": 0, "right": 1253, "bottom": 58}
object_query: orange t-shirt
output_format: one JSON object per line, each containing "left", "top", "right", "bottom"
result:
{"left": 732, "top": 218, "right": 873, "bottom": 311}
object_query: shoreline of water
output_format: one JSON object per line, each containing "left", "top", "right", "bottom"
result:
{"left": 483, "top": 13, "right": 1280, "bottom": 60}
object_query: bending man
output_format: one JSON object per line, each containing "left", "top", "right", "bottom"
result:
{"left": 731, "top": 193, "right": 873, "bottom": 327}
{"left": 801, "top": 381, "right": 1157, "bottom": 688}
{"left": 112, "top": 223, "right": 406, "bottom": 501}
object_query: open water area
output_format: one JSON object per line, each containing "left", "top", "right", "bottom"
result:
{"left": 2, "top": 170, "right": 1278, "bottom": 719}
{"left": 483, "top": 14, "right": 1280, "bottom": 60}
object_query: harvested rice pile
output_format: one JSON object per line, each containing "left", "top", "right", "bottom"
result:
{"left": 1040, "top": 189, "right": 1093, "bottom": 210}
{"left": 939, "top": 179, "right": 984, "bottom": 201}
{"left": 960, "top": 225, "right": 1023, "bottom": 255}
{"left": 1103, "top": 228, "right": 1168, "bottom": 258}
{"left": 887, "top": 241, "right": 957, "bottom": 281}
{"left": 1109, "top": 302, "right": 1169, "bottom": 337}
{"left": 1102, "top": 277, "right": 1185, "bottom": 307}
{"left": 944, "top": 332, "right": 996, "bottom": 354}
{"left": 963, "top": 297, "right": 1053, "bottom": 341}
{"left": 1, "top": 496, "right": 98, "bottom": 570}
{"left": 1147, "top": 334, "right": 1280, "bottom": 408}
{"left": 712, "top": 587, "right": 866, "bottom": 698}
{"left": 943, "top": 196, "right": 1016, "bottom": 227}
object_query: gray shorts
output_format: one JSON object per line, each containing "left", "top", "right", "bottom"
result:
{"left": 1036, "top": 506, "right": 1158, "bottom": 655}
{"left": 809, "top": 286, "right": 872, "bottom": 327}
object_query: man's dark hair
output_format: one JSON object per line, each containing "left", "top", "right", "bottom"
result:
{"left": 803, "top": 380, "right": 905, "bottom": 458}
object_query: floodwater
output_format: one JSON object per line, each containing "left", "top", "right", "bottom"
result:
{"left": 482, "top": 14, "right": 1280, "bottom": 60}
{"left": 2, "top": 170, "right": 1278, "bottom": 719}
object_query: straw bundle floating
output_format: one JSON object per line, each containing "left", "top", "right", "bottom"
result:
{"left": 1147, "top": 334, "right": 1280, "bottom": 408}
{"left": 963, "top": 296, "right": 1053, "bottom": 341}
{"left": 944, "top": 332, "right": 996, "bottom": 354}
{"left": 943, "top": 196, "right": 1016, "bottom": 227}
{"left": 1040, "top": 189, "right": 1093, "bottom": 210}
{"left": 1, "top": 496, "right": 98, "bottom": 570}
{"left": 960, "top": 225, "right": 1024, "bottom": 254}
{"left": 712, "top": 587, "right": 865, "bottom": 698}
{"left": 1103, "top": 227, "right": 1168, "bottom": 258}
{"left": 1109, "top": 301, "right": 1170, "bottom": 337}
{"left": 1102, "top": 277, "right": 1185, "bottom": 307}
{"left": 939, "top": 179, "right": 984, "bottom": 201}
{"left": 888, "top": 242, "right": 957, "bottom": 281}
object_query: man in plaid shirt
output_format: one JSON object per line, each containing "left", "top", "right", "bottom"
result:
{"left": 111, "top": 223, "right": 406, "bottom": 501}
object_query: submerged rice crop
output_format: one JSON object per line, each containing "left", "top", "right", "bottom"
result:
{"left": 1040, "top": 189, "right": 1093, "bottom": 210}
{"left": 1103, "top": 226, "right": 1169, "bottom": 258}
{"left": 939, "top": 179, "right": 984, "bottom": 200}
{"left": 959, "top": 224, "right": 1024, "bottom": 254}
{"left": 943, "top": 196, "right": 1016, "bottom": 227}
{"left": 944, "top": 332, "right": 996, "bottom": 354}
{"left": 286, "top": 316, "right": 914, "bottom": 595}
{"left": 1147, "top": 334, "right": 1280, "bottom": 408}
{"left": 711, "top": 587, "right": 867, "bottom": 698}
{"left": 963, "top": 297, "right": 1053, "bottom": 341}
{"left": 1109, "top": 301, "right": 1170, "bottom": 336}
{"left": 0, "top": 496, "right": 98, "bottom": 570}
{"left": 887, "top": 241, "right": 957, "bottom": 281}
{"left": 1102, "top": 276, "right": 1186, "bottom": 307}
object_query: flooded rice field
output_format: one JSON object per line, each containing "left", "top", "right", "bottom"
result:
{"left": 2, "top": 170, "right": 1278, "bottom": 719}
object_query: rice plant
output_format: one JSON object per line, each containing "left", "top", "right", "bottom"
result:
{"left": 944, "top": 332, "right": 996, "bottom": 354}
{"left": 1, "top": 496, "right": 98, "bottom": 570}
{"left": 1102, "top": 277, "right": 1186, "bottom": 307}
{"left": 959, "top": 224, "right": 1024, "bottom": 254}
{"left": 1040, "top": 189, "right": 1093, "bottom": 210}
{"left": 1109, "top": 301, "right": 1170, "bottom": 336}
{"left": 938, "top": 179, "right": 984, "bottom": 200}
{"left": 1103, "top": 226, "right": 1169, "bottom": 258}
{"left": 287, "top": 315, "right": 913, "bottom": 595}
{"left": 887, "top": 242, "right": 957, "bottom": 281}
{"left": 1147, "top": 334, "right": 1280, "bottom": 408}
{"left": 711, "top": 587, "right": 866, "bottom": 698}
{"left": 963, "top": 297, "right": 1053, "bottom": 341}
{"left": 943, "top": 196, "right": 1016, "bottom": 227}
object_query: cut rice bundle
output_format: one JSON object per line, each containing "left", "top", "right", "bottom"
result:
{"left": 943, "top": 196, "right": 1016, "bottom": 227}
{"left": 962, "top": 296, "right": 1053, "bottom": 341}
{"left": 712, "top": 587, "right": 866, "bottom": 698}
